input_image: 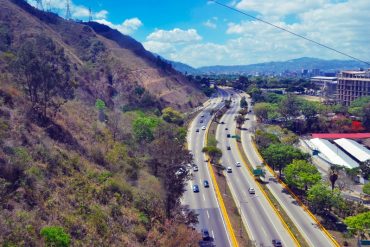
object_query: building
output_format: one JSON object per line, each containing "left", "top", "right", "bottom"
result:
{"left": 336, "top": 69, "right": 370, "bottom": 106}
{"left": 310, "top": 76, "right": 337, "bottom": 100}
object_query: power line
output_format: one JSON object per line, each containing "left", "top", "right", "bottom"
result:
{"left": 210, "top": 0, "right": 370, "bottom": 66}
{"left": 65, "top": 0, "right": 72, "bottom": 20}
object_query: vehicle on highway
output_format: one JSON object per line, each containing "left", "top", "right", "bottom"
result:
{"left": 236, "top": 162, "right": 241, "bottom": 167}
{"left": 204, "top": 180, "right": 209, "bottom": 188}
{"left": 272, "top": 239, "right": 282, "bottom": 247}
{"left": 227, "top": 167, "right": 232, "bottom": 173}
{"left": 227, "top": 134, "right": 231, "bottom": 138}
{"left": 196, "top": 128, "right": 199, "bottom": 132}
{"left": 201, "top": 229, "right": 211, "bottom": 241}
{"left": 193, "top": 165, "right": 198, "bottom": 172}
{"left": 200, "top": 120, "right": 204, "bottom": 123}
{"left": 248, "top": 188, "right": 255, "bottom": 194}
{"left": 201, "top": 114, "right": 204, "bottom": 118}
{"left": 225, "top": 127, "right": 228, "bottom": 130}
{"left": 193, "top": 185, "right": 200, "bottom": 193}
{"left": 201, "top": 126, "right": 206, "bottom": 130}
{"left": 227, "top": 146, "right": 231, "bottom": 150}
{"left": 221, "top": 121, "right": 225, "bottom": 124}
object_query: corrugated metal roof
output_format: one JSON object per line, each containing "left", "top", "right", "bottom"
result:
{"left": 334, "top": 138, "right": 370, "bottom": 163}
{"left": 310, "top": 138, "right": 359, "bottom": 169}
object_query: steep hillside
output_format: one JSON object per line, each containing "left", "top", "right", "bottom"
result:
{"left": 1, "top": 0, "right": 206, "bottom": 111}
{"left": 0, "top": 0, "right": 201, "bottom": 246}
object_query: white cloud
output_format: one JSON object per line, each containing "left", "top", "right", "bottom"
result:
{"left": 203, "top": 19, "right": 217, "bottom": 29}
{"left": 95, "top": 17, "right": 143, "bottom": 35}
{"left": 147, "top": 28, "right": 202, "bottom": 44}
{"left": 95, "top": 10, "right": 108, "bottom": 19}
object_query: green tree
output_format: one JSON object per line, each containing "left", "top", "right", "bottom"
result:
{"left": 348, "top": 96, "right": 370, "bottom": 117}
{"left": 278, "top": 94, "right": 300, "bottom": 121}
{"left": 344, "top": 211, "right": 370, "bottom": 236}
{"left": 328, "top": 165, "right": 343, "bottom": 191}
{"left": 363, "top": 103, "right": 370, "bottom": 131}
{"left": 307, "top": 183, "right": 342, "bottom": 214}
{"left": 235, "top": 114, "right": 246, "bottom": 129}
{"left": 301, "top": 101, "right": 318, "bottom": 131}
{"left": 202, "top": 146, "right": 222, "bottom": 164}
{"left": 262, "top": 143, "right": 309, "bottom": 177}
{"left": 363, "top": 183, "right": 370, "bottom": 196}
{"left": 255, "top": 130, "right": 280, "bottom": 150}
{"left": 254, "top": 103, "right": 271, "bottom": 122}
{"left": 240, "top": 96, "right": 248, "bottom": 109}
{"left": 95, "top": 99, "right": 106, "bottom": 110}
{"left": 40, "top": 226, "right": 71, "bottom": 247}
{"left": 238, "top": 108, "right": 248, "bottom": 116}
{"left": 360, "top": 159, "right": 370, "bottom": 180}
{"left": 132, "top": 116, "right": 160, "bottom": 142}
{"left": 283, "top": 160, "right": 321, "bottom": 191}
{"left": 224, "top": 99, "right": 232, "bottom": 109}
{"left": 14, "top": 36, "right": 74, "bottom": 119}
{"left": 162, "top": 107, "right": 184, "bottom": 125}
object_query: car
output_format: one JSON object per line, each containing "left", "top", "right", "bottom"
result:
{"left": 227, "top": 146, "right": 231, "bottom": 150}
{"left": 196, "top": 128, "right": 199, "bottom": 132}
{"left": 201, "top": 228, "right": 211, "bottom": 241}
{"left": 201, "top": 126, "right": 206, "bottom": 130}
{"left": 225, "top": 127, "right": 228, "bottom": 130}
{"left": 227, "top": 167, "right": 232, "bottom": 173}
{"left": 204, "top": 180, "right": 209, "bottom": 188}
{"left": 201, "top": 114, "right": 204, "bottom": 118}
{"left": 221, "top": 121, "right": 225, "bottom": 124}
{"left": 227, "top": 134, "right": 231, "bottom": 138}
{"left": 200, "top": 120, "right": 204, "bottom": 123}
{"left": 236, "top": 162, "right": 241, "bottom": 167}
{"left": 193, "top": 165, "right": 198, "bottom": 172}
{"left": 193, "top": 185, "right": 199, "bottom": 193}
{"left": 248, "top": 188, "right": 255, "bottom": 194}
{"left": 272, "top": 239, "right": 282, "bottom": 247}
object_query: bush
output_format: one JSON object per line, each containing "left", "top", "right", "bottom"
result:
{"left": 40, "top": 226, "right": 71, "bottom": 247}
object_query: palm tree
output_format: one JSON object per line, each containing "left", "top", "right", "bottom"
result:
{"left": 235, "top": 114, "right": 246, "bottom": 129}
{"left": 328, "top": 165, "right": 342, "bottom": 191}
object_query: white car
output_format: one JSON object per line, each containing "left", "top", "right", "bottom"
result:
{"left": 235, "top": 162, "right": 241, "bottom": 167}
{"left": 248, "top": 188, "right": 255, "bottom": 194}
{"left": 227, "top": 167, "right": 232, "bottom": 173}
{"left": 193, "top": 165, "right": 199, "bottom": 172}
{"left": 201, "top": 126, "right": 206, "bottom": 130}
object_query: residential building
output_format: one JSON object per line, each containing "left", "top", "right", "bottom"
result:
{"left": 337, "top": 69, "right": 370, "bottom": 106}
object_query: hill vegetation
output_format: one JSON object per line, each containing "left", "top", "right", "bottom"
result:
{"left": 0, "top": 0, "right": 203, "bottom": 245}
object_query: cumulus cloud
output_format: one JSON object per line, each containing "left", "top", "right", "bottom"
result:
{"left": 147, "top": 28, "right": 202, "bottom": 43}
{"left": 203, "top": 19, "right": 217, "bottom": 29}
{"left": 95, "top": 18, "right": 143, "bottom": 35}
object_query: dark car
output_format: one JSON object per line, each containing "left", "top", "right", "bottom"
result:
{"left": 196, "top": 129, "right": 199, "bottom": 132}
{"left": 225, "top": 127, "right": 228, "bottom": 130}
{"left": 193, "top": 185, "right": 199, "bottom": 193}
{"left": 227, "top": 134, "right": 231, "bottom": 138}
{"left": 272, "top": 239, "right": 282, "bottom": 247}
{"left": 221, "top": 121, "right": 225, "bottom": 124}
{"left": 201, "top": 229, "right": 211, "bottom": 241}
{"left": 227, "top": 146, "right": 231, "bottom": 150}
{"left": 200, "top": 120, "right": 204, "bottom": 123}
{"left": 204, "top": 180, "right": 209, "bottom": 188}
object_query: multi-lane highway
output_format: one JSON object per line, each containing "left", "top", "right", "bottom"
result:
{"left": 215, "top": 89, "right": 297, "bottom": 247}
{"left": 240, "top": 95, "right": 337, "bottom": 247}
{"left": 183, "top": 89, "right": 231, "bottom": 247}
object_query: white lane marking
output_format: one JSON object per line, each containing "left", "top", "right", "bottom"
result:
{"left": 212, "top": 230, "right": 215, "bottom": 239}
{"left": 203, "top": 194, "right": 206, "bottom": 201}
{"left": 207, "top": 210, "right": 210, "bottom": 218}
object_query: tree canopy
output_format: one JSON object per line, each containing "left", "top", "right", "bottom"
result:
{"left": 162, "top": 107, "right": 184, "bottom": 126}
{"left": 283, "top": 160, "right": 321, "bottom": 191}
{"left": 344, "top": 211, "right": 370, "bottom": 234}
{"left": 307, "top": 183, "right": 342, "bottom": 214}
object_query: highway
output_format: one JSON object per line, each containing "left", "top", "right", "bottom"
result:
{"left": 216, "top": 89, "right": 297, "bottom": 247}
{"left": 183, "top": 88, "right": 231, "bottom": 247}
{"left": 240, "top": 93, "right": 337, "bottom": 247}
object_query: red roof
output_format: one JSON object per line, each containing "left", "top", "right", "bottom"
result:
{"left": 311, "top": 133, "right": 370, "bottom": 139}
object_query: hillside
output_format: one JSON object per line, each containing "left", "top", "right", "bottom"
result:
{"left": 197, "top": 57, "right": 367, "bottom": 75}
{"left": 0, "top": 0, "right": 201, "bottom": 246}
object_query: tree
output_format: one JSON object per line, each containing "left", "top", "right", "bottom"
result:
{"left": 40, "top": 226, "right": 71, "bottom": 247}
{"left": 162, "top": 107, "right": 184, "bottom": 126}
{"left": 235, "top": 114, "right": 246, "bottom": 129}
{"left": 255, "top": 130, "right": 280, "bottom": 149}
{"left": 262, "top": 143, "right": 309, "bottom": 177}
{"left": 202, "top": 146, "right": 222, "bottom": 164}
{"left": 149, "top": 124, "right": 192, "bottom": 218}
{"left": 224, "top": 99, "right": 232, "bottom": 109}
{"left": 238, "top": 108, "right": 248, "bottom": 116}
{"left": 283, "top": 160, "right": 321, "bottom": 191}
{"left": 240, "top": 96, "right": 248, "bottom": 109}
{"left": 363, "top": 103, "right": 370, "bottom": 131}
{"left": 344, "top": 211, "right": 370, "bottom": 236}
{"left": 301, "top": 101, "right": 318, "bottom": 131}
{"left": 363, "top": 183, "right": 370, "bottom": 196}
{"left": 278, "top": 94, "right": 300, "bottom": 121}
{"left": 328, "top": 165, "right": 343, "bottom": 191}
{"left": 254, "top": 103, "right": 271, "bottom": 122}
{"left": 307, "top": 183, "right": 342, "bottom": 214}
{"left": 132, "top": 116, "right": 160, "bottom": 143}
{"left": 360, "top": 159, "right": 370, "bottom": 179}
{"left": 14, "top": 36, "right": 74, "bottom": 119}
{"left": 95, "top": 99, "right": 106, "bottom": 122}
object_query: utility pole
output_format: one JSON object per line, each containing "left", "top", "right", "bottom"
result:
{"left": 65, "top": 0, "right": 72, "bottom": 20}
{"left": 88, "top": 8, "right": 93, "bottom": 22}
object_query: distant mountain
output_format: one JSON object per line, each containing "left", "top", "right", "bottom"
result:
{"left": 169, "top": 61, "right": 199, "bottom": 74}
{"left": 197, "top": 57, "right": 368, "bottom": 75}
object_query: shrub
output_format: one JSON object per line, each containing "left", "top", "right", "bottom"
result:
{"left": 40, "top": 226, "right": 71, "bottom": 247}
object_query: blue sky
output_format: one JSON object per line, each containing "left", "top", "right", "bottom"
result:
{"left": 35, "top": 0, "right": 370, "bottom": 67}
